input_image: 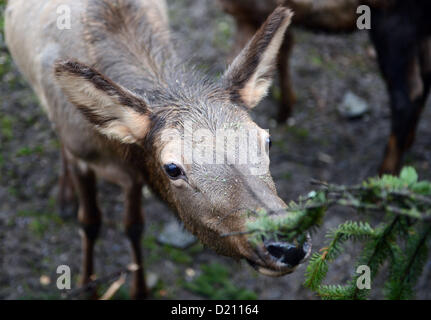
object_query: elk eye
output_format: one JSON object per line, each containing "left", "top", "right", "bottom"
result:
{"left": 164, "top": 163, "right": 184, "bottom": 179}
{"left": 266, "top": 137, "right": 272, "bottom": 150}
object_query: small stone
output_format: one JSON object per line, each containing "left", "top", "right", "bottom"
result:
{"left": 40, "top": 275, "right": 51, "bottom": 286}
{"left": 185, "top": 268, "right": 196, "bottom": 278}
{"left": 157, "top": 220, "right": 197, "bottom": 249}
{"left": 367, "top": 46, "right": 377, "bottom": 59}
{"left": 142, "top": 186, "right": 153, "bottom": 199}
{"left": 337, "top": 91, "right": 369, "bottom": 119}
{"left": 128, "top": 263, "right": 139, "bottom": 272}
{"left": 307, "top": 191, "right": 317, "bottom": 199}
{"left": 317, "top": 152, "right": 334, "bottom": 165}
{"left": 146, "top": 272, "right": 159, "bottom": 290}
{"left": 287, "top": 117, "right": 296, "bottom": 127}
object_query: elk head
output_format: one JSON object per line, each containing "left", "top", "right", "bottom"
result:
{"left": 55, "top": 7, "right": 311, "bottom": 276}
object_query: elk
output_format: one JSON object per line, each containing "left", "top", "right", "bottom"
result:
{"left": 219, "top": 0, "right": 431, "bottom": 174}
{"left": 5, "top": 0, "right": 311, "bottom": 299}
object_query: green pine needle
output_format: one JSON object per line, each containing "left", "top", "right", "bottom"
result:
{"left": 239, "top": 166, "right": 431, "bottom": 299}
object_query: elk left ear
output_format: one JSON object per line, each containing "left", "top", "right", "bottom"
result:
{"left": 54, "top": 60, "right": 152, "bottom": 144}
{"left": 223, "top": 7, "right": 293, "bottom": 109}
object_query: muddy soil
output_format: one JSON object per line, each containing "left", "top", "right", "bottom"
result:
{"left": 0, "top": 0, "right": 430, "bottom": 299}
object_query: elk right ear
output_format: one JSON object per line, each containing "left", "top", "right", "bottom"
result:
{"left": 54, "top": 60, "right": 151, "bottom": 144}
{"left": 223, "top": 7, "right": 293, "bottom": 109}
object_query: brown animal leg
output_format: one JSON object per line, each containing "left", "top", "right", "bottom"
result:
{"left": 123, "top": 182, "right": 147, "bottom": 299}
{"left": 370, "top": 8, "right": 428, "bottom": 175}
{"left": 277, "top": 30, "right": 296, "bottom": 123}
{"left": 69, "top": 162, "right": 101, "bottom": 297}
{"left": 58, "top": 147, "right": 77, "bottom": 219}
{"left": 378, "top": 57, "right": 421, "bottom": 175}
{"left": 379, "top": 45, "right": 431, "bottom": 175}
{"left": 406, "top": 37, "right": 431, "bottom": 149}
{"left": 380, "top": 134, "right": 402, "bottom": 175}
{"left": 404, "top": 39, "right": 431, "bottom": 150}
{"left": 379, "top": 88, "right": 421, "bottom": 175}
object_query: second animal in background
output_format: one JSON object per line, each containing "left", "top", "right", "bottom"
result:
{"left": 219, "top": 0, "right": 431, "bottom": 175}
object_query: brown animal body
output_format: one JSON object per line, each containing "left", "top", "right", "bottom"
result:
{"left": 5, "top": 0, "right": 310, "bottom": 299}
{"left": 219, "top": 0, "right": 431, "bottom": 174}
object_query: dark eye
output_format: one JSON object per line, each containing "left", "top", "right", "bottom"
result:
{"left": 164, "top": 163, "right": 184, "bottom": 179}
{"left": 266, "top": 137, "right": 272, "bottom": 150}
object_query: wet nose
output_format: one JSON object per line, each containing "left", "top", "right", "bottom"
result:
{"left": 264, "top": 241, "right": 310, "bottom": 267}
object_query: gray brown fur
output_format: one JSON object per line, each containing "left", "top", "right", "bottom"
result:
{"left": 5, "top": 0, "right": 306, "bottom": 298}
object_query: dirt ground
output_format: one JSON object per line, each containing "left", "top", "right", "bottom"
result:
{"left": 0, "top": 0, "right": 430, "bottom": 300}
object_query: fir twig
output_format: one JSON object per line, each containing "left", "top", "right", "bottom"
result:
{"left": 232, "top": 166, "right": 431, "bottom": 300}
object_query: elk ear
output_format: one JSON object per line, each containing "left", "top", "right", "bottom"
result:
{"left": 54, "top": 60, "right": 151, "bottom": 144}
{"left": 223, "top": 7, "right": 293, "bottom": 108}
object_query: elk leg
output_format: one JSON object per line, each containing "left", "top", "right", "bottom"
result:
{"left": 420, "top": 38, "right": 431, "bottom": 93}
{"left": 369, "top": 9, "right": 423, "bottom": 175}
{"left": 277, "top": 30, "right": 296, "bottom": 123}
{"left": 69, "top": 161, "right": 101, "bottom": 296}
{"left": 123, "top": 181, "right": 147, "bottom": 299}
{"left": 58, "top": 146, "right": 77, "bottom": 219}
{"left": 379, "top": 48, "right": 430, "bottom": 175}
{"left": 400, "top": 36, "right": 431, "bottom": 152}
{"left": 406, "top": 37, "right": 431, "bottom": 149}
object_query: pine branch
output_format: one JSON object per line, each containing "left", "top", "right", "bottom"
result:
{"left": 351, "top": 217, "right": 400, "bottom": 300}
{"left": 386, "top": 224, "right": 431, "bottom": 299}
{"left": 316, "top": 285, "right": 352, "bottom": 300}
{"left": 304, "top": 252, "right": 329, "bottom": 291}
{"left": 222, "top": 167, "right": 431, "bottom": 299}
{"left": 399, "top": 225, "right": 430, "bottom": 286}
{"left": 304, "top": 221, "right": 374, "bottom": 292}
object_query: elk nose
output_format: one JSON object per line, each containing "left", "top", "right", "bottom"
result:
{"left": 264, "top": 241, "right": 310, "bottom": 268}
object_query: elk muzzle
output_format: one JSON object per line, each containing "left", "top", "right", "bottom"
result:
{"left": 246, "top": 233, "right": 312, "bottom": 277}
